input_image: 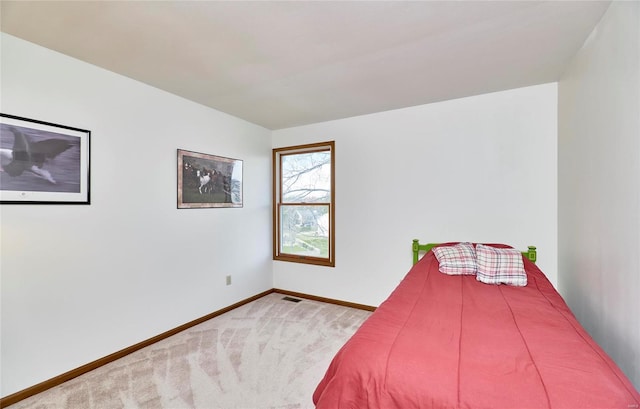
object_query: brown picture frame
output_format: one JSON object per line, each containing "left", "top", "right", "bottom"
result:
{"left": 177, "top": 149, "right": 243, "bottom": 209}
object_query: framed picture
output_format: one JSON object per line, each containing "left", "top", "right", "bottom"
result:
{"left": 177, "top": 149, "right": 243, "bottom": 208}
{"left": 0, "top": 113, "right": 90, "bottom": 204}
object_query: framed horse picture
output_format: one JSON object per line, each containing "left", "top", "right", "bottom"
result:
{"left": 177, "top": 149, "right": 243, "bottom": 209}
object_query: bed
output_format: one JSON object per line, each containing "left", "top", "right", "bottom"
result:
{"left": 313, "top": 240, "right": 640, "bottom": 409}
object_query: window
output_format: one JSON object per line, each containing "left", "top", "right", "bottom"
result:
{"left": 273, "top": 141, "right": 334, "bottom": 266}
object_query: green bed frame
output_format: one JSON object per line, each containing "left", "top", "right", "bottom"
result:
{"left": 412, "top": 239, "right": 537, "bottom": 265}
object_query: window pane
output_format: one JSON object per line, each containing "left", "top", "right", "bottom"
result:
{"left": 273, "top": 141, "right": 334, "bottom": 267}
{"left": 282, "top": 151, "right": 331, "bottom": 203}
{"left": 280, "top": 205, "right": 329, "bottom": 258}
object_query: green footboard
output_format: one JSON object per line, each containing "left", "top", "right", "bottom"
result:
{"left": 412, "top": 239, "right": 537, "bottom": 265}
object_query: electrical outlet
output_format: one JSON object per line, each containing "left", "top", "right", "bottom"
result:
{"left": 226, "top": 275, "right": 232, "bottom": 286}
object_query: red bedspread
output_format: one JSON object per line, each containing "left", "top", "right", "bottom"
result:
{"left": 313, "top": 247, "right": 640, "bottom": 409}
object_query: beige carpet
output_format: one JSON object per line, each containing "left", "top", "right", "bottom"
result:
{"left": 8, "top": 293, "right": 371, "bottom": 409}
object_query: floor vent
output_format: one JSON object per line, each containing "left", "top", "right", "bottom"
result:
{"left": 282, "top": 296, "right": 302, "bottom": 303}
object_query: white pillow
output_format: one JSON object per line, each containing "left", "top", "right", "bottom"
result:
{"left": 432, "top": 243, "right": 477, "bottom": 275}
{"left": 475, "top": 244, "right": 527, "bottom": 286}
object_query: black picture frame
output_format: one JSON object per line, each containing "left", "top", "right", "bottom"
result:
{"left": 177, "top": 149, "right": 243, "bottom": 208}
{"left": 0, "top": 113, "right": 91, "bottom": 204}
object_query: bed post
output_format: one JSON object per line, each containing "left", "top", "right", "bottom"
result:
{"left": 412, "top": 239, "right": 420, "bottom": 265}
{"left": 526, "top": 246, "right": 537, "bottom": 263}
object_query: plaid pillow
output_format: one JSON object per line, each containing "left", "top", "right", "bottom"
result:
{"left": 432, "top": 243, "right": 477, "bottom": 275}
{"left": 475, "top": 244, "right": 527, "bottom": 286}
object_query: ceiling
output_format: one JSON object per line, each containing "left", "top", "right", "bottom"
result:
{"left": 1, "top": 1, "right": 610, "bottom": 130}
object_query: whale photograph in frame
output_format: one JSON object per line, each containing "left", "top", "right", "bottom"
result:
{"left": 0, "top": 113, "right": 90, "bottom": 204}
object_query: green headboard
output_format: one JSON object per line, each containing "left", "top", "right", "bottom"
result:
{"left": 412, "top": 239, "right": 537, "bottom": 265}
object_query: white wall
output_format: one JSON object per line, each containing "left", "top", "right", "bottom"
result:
{"left": 558, "top": 2, "right": 640, "bottom": 389}
{"left": 0, "top": 34, "right": 273, "bottom": 396}
{"left": 273, "top": 83, "right": 558, "bottom": 307}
